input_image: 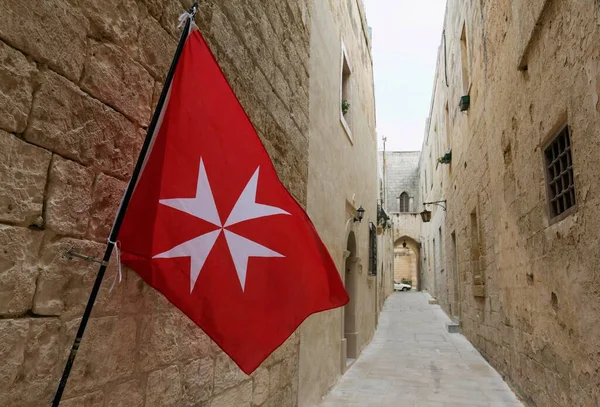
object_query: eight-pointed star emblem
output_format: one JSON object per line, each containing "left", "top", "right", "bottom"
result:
{"left": 153, "top": 159, "right": 290, "bottom": 292}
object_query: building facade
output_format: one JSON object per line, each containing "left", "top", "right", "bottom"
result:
{"left": 0, "top": 1, "right": 387, "bottom": 406}
{"left": 381, "top": 151, "right": 422, "bottom": 290}
{"left": 299, "top": 0, "right": 393, "bottom": 405}
{"left": 417, "top": 0, "right": 600, "bottom": 405}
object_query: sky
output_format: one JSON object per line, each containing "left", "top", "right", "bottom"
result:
{"left": 363, "top": 0, "right": 447, "bottom": 152}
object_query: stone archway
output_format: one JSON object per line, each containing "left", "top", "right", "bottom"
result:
{"left": 393, "top": 236, "right": 420, "bottom": 291}
{"left": 342, "top": 231, "right": 359, "bottom": 367}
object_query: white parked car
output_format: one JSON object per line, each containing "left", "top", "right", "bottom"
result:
{"left": 394, "top": 282, "right": 412, "bottom": 291}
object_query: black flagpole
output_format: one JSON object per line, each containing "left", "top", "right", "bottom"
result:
{"left": 52, "top": 3, "right": 198, "bottom": 405}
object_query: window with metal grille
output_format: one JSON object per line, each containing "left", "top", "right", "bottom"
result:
{"left": 399, "top": 192, "right": 410, "bottom": 212}
{"left": 544, "top": 125, "right": 576, "bottom": 219}
{"left": 369, "top": 223, "right": 377, "bottom": 275}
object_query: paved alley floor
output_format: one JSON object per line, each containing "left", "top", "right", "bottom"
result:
{"left": 320, "top": 292, "right": 523, "bottom": 407}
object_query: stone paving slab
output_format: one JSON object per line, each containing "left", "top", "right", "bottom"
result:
{"left": 319, "top": 292, "right": 523, "bottom": 407}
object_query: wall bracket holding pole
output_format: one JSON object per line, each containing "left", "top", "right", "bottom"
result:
{"left": 65, "top": 249, "right": 109, "bottom": 266}
{"left": 420, "top": 200, "right": 447, "bottom": 223}
{"left": 423, "top": 200, "right": 447, "bottom": 211}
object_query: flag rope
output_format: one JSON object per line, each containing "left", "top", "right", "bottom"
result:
{"left": 51, "top": 3, "right": 199, "bottom": 405}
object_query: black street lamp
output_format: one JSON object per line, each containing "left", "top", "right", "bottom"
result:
{"left": 354, "top": 205, "right": 365, "bottom": 222}
{"left": 420, "top": 200, "right": 447, "bottom": 223}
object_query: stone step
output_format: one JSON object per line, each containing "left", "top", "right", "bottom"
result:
{"left": 446, "top": 321, "right": 460, "bottom": 333}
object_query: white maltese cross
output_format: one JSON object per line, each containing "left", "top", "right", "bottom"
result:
{"left": 153, "top": 159, "right": 290, "bottom": 292}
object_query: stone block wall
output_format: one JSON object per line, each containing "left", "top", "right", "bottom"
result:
{"left": 299, "top": 0, "right": 379, "bottom": 405}
{"left": 393, "top": 247, "right": 417, "bottom": 285}
{"left": 382, "top": 151, "right": 420, "bottom": 213}
{"left": 0, "top": 1, "right": 310, "bottom": 406}
{"left": 420, "top": 0, "right": 600, "bottom": 405}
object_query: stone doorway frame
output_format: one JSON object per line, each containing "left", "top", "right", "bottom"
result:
{"left": 341, "top": 231, "right": 360, "bottom": 372}
{"left": 393, "top": 236, "right": 420, "bottom": 291}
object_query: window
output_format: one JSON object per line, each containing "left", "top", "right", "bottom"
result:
{"left": 460, "top": 23, "right": 470, "bottom": 95}
{"left": 445, "top": 102, "right": 450, "bottom": 148}
{"left": 429, "top": 152, "right": 433, "bottom": 189}
{"left": 432, "top": 238, "right": 436, "bottom": 273}
{"left": 438, "top": 227, "right": 444, "bottom": 272}
{"left": 340, "top": 43, "right": 353, "bottom": 141}
{"left": 544, "top": 124, "right": 576, "bottom": 220}
{"left": 399, "top": 192, "right": 410, "bottom": 212}
{"left": 451, "top": 231, "right": 460, "bottom": 317}
{"left": 470, "top": 208, "right": 484, "bottom": 297}
{"left": 368, "top": 223, "right": 377, "bottom": 275}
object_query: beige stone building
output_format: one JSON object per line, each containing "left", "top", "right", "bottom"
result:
{"left": 299, "top": 0, "right": 393, "bottom": 405}
{"left": 415, "top": 0, "right": 600, "bottom": 405}
{"left": 0, "top": 0, "right": 389, "bottom": 406}
{"left": 381, "top": 151, "right": 422, "bottom": 289}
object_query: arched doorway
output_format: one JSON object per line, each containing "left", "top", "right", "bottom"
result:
{"left": 393, "top": 236, "right": 420, "bottom": 291}
{"left": 343, "top": 231, "right": 358, "bottom": 366}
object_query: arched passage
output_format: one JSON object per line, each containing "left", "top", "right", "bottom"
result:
{"left": 343, "top": 231, "right": 359, "bottom": 364}
{"left": 393, "top": 236, "right": 420, "bottom": 291}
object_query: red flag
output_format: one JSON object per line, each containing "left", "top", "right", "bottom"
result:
{"left": 118, "top": 28, "right": 349, "bottom": 374}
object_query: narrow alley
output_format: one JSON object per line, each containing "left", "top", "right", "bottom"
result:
{"left": 321, "top": 292, "right": 522, "bottom": 407}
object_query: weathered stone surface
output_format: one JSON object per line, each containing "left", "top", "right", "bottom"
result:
{"left": 136, "top": 17, "right": 177, "bottom": 81}
{"left": 81, "top": 40, "right": 153, "bottom": 126}
{"left": 151, "top": 80, "right": 162, "bottom": 112}
{"left": 0, "top": 0, "right": 87, "bottom": 81}
{"left": 182, "top": 357, "right": 214, "bottom": 405}
{"left": 0, "top": 319, "right": 65, "bottom": 407}
{"left": 413, "top": 0, "right": 600, "bottom": 405}
{"left": 268, "top": 362, "right": 282, "bottom": 393}
{"left": 208, "top": 380, "right": 252, "bottom": 407}
{"left": 267, "top": 331, "right": 299, "bottom": 365}
{"left": 0, "top": 130, "right": 51, "bottom": 225}
{"left": 265, "top": 385, "right": 293, "bottom": 407}
{"left": 88, "top": 173, "right": 126, "bottom": 241}
{"left": 0, "top": 225, "right": 44, "bottom": 315}
{"left": 139, "top": 0, "right": 164, "bottom": 20}
{"left": 139, "top": 313, "right": 180, "bottom": 371}
{"left": 74, "top": 0, "right": 141, "bottom": 46}
{"left": 61, "top": 391, "right": 104, "bottom": 407}
{"left": 177, "top": 310, "right": 212, "bottom": 361}
{"left": 25, "top": 70, "right": 138, "bottom": 179}
{"left": 214, "top": 352, "right": 249, "bottom": 394}
{"left": 0, "top": 41, "right": 36, "bottom": 133}
{"left": 160, "top": 1, "right": 187, "bottom": 39}
{"left": 140, "top": 310, "right": 212, "bottom": 372}
{"left": 0, "top": 0, "right": 316, "bottom": 406}
{"left": 146, "top": 365, "right": 182, "bottom": 407}
{"left": 96, "top": 266, "right": 145, "bottom": 316}
{"left": 251, "top": 367, "right": 269, "bottom": 406}
{"left": 106, "top": 379, "right": 144, "bottom": 407}
{"left": 143, "top": 283, "right": 175, "bottom": 312}
{"left": 64, "top": 316, "right": 137, "bottom": 397}
{"left": 45, "top": 156, "right": 94, "bottom": 237}
{"left": 33, "top": 236, "right": 124, "bottom": 318}
{"left": 0, "top": 319, "right": 28, "bottom": 396}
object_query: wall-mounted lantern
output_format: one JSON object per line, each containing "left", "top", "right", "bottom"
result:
{"left": 420, "top": 200, "right": 447, "bottom": 223}
{"left": 354, "top": 205, "right": 365, "bottom": 222}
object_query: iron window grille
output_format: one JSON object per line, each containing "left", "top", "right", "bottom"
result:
{"left": 369, "top": 222, "right": 377, "bottom": 276}
{"left": 544, "top": 125, "right": 576, "bottom": 219}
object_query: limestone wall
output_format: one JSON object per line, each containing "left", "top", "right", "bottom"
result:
{"left": 298, "top": 0, "right": 380, "bottom": 405}
{"left": 0, "top": 1, "right": 312, "bottom": 406}
{"left": 393, "top": 248, "right": 417, "bottom": 286}
{"left": 421, "top": 0, "right": 600, "bottom": 404}
{"left": 382, "top": 151, "right": 421, "bottom": 213}
{"left": 377, "top": 227, "right": 394, "bottom": 310}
